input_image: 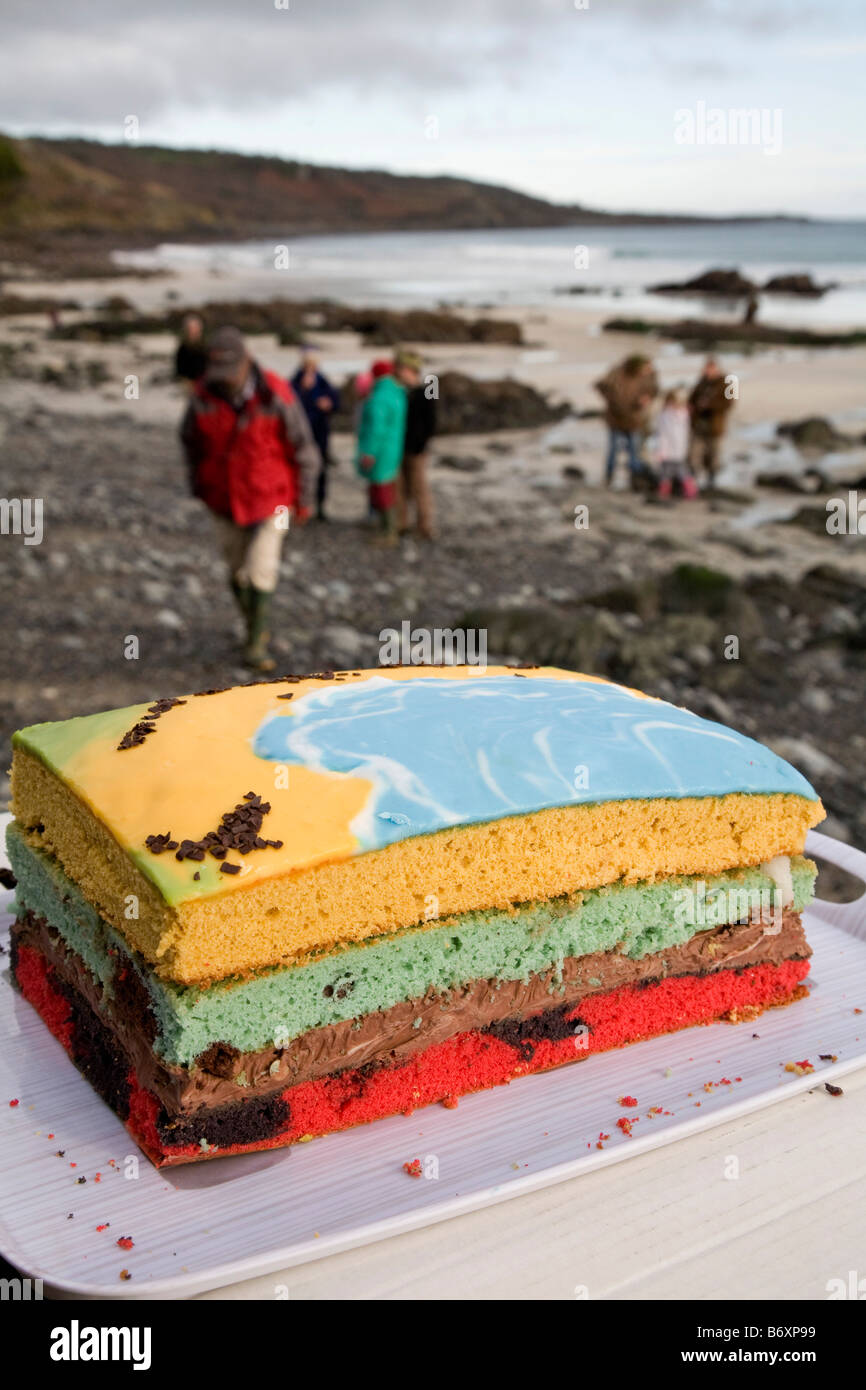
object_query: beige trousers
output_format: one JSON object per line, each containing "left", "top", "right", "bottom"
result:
{"left": 212, "top": 510, "right": 287, "bottom": 594}
{"left": 397, "top": 452, "right": 434, "bottom": 537}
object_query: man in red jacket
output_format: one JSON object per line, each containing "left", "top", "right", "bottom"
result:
{"left": 181, "top": 327, "right": 319, "bottom": 671}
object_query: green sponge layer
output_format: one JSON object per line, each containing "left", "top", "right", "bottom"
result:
{"left": 6, "top": 821, "right": 816, "bottom": 1068}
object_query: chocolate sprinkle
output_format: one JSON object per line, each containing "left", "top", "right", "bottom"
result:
{"left": 0, "top": 867, "right": 17, "bottom": 890}
{"left": 145, "top": 791, "right": 283, "bottom": 872}
{"left": 144, "top": 832, "right": 179, "bottom": 855}
{"left": 117, "top": 696, "right": 186, "bottom": 750}
{"left": 147, "top": 697, "right": 188, "bottom": 716}
{"left": 825, "top": 1082, "right": 844, "bottom": 1096}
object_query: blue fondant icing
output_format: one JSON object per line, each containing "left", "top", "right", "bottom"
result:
{"left": 252, "top": 675, "right": 817, "bottom": 851}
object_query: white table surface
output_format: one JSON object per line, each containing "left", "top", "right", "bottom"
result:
{"left": 193, "top": 1066, "right": 866, "bottom": 1300}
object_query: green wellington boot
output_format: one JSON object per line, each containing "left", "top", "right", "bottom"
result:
{"left": 244, "top": 587, "right": 276, "bottom": 672}
{"left": 231, "top": 578, "right": 252, "bottom": 620}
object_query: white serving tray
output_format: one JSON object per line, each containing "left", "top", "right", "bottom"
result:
{"left": 1, "top": 826, "right": 865, "bottom": 1299}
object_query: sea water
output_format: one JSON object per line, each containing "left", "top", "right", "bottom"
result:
{"left": 115, "top": 220, "right": 866, "bottom": 327}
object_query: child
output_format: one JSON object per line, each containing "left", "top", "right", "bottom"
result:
{"left": 655, "top": 388, "right": 697, "bottom": 499}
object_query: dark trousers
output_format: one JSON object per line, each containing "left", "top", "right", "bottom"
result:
{"left": 689, "top": 432, "right": 720, "bottom": 482}
{"left": 315, "top": 442, "right": 331, "bottom": 514}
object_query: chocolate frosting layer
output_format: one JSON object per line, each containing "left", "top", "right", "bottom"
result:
{"left": 14, "top": 907, "right": 810, "bottom": 1118}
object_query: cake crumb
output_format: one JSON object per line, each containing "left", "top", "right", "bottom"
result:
{"left": 784, "top": 1059, "right": 814, "bottom": 1076}
{"left": 825, "top": 1082, "right": 844, "bottom": 1097}
{"left": 119, "top": 1269, "right": 131, "bottom": 1282}
{"left": 116, "top": 1236, "right": 134, "bottom": 1251}
{"left": 619, "top": 1095, "right": 638, "bottom": 1108}
{"left": 403, "top": 1158, "right": 423, "bottom": 1178}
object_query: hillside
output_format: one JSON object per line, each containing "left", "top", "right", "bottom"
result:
{"left": 0, "top": 135, "right": 590, "bottom": 242}
{"left": 0, "top": 134, "right": 761, "bottom": 249}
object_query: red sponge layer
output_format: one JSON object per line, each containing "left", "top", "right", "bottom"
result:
{"left": 14, "top": 942, "right": 75, "bottom": 1051}
{"left": 13, "top": 939, "right": 809, "bottom": 1168}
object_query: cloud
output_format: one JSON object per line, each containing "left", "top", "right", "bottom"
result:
{"left": 0, "top": 0, "right": 834, "bottom": 130}
{"left": 1, "top": 0, "right": 556, "bottom": 126}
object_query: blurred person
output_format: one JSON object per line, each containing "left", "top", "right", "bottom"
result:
{"left": 357, "top": 360, "right": 392, "bottom": 519}
{"left": 654, "top": 389, "right": 698, "bottom": 499}
{"left": 174, "top": 312, "right": 208, "bottom": 386}
{"left": 354, "top": 366, "right": 374, "bottom": 402}
{"left": 181, "top": 326, "right": 318, "bottom": 671}
{"left": 688, "top": 356, "right": 734, "bottom": 487}
{"left": 397, "top": 352, "right": 437, "bottom": 540}
{"left": 594, "top": 354, "right": 659, "bottom": 488}
{"left": 355, "top": 353, "right": 409, "bottom": 546}
{"left": 351, "top": 362, "right": 383, "bottom": 423}
{"left": 290, "top": 348, "right": 340, "bottom": 522}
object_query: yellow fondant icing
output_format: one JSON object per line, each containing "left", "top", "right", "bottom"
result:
{"left": 14, "top": 666, "right": 609, "bottom": 906}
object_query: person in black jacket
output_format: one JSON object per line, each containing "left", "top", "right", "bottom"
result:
{"left": 174, "top": 313, "right": 208, "bottom": 387}
{"left": 396, "top": 352, "right": 437, "bottom": 540}
{"left": 291, "top": 350, "right": 341, "bottom": 521}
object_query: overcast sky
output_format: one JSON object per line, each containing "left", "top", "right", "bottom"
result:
{"left": 2, "top": 0, "right": 864, "bottom": 216}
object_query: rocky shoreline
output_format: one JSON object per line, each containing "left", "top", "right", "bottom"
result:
{"left": 603, "top": 316, "right": 866, "bottom": 349}
{"left": 2, "top": 400, "right": 864, "bottom": 863}
{"left": 649, "top": 267, "right": 835, "bottom": 298}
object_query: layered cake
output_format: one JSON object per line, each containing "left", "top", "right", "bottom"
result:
{"left": 8, "top": 666, "right": 824, "bottom": 1165}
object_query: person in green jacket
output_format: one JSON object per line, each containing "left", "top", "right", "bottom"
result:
{"left": 355, "top": 353, "right": 415, "bottom": 545}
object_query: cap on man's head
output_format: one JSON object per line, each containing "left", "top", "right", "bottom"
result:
{"left": 394, "top": 348, "right": 423, "bottom": 373}
{"left": 206, "top": 326, "right": 248, "bottom": 382}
